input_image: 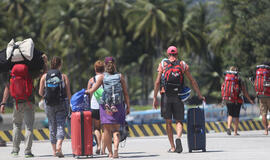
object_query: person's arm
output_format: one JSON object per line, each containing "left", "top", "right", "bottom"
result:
{"left": 120, "top": 74, "right": 130, "bottom": 115}
{"left": 153, "top": 71, "right": 162, "bottom": 109}
{"left": 87, "top": 78, "right": 94, "bottom": 90}
{"left": 63, "top": 74, "right": 72, "bottom": 101}
{"left": 85, "top": 75, "right": 104, "bottom": 95}
{"left": 185, "top": 69, "right": 205, "bottom": 100}
{"left": 0, "top": 84, "right": 10, "bottom": 114}
{"left": 39, "top": 74, "right": 46, "bottom": 97}
{"left": 241, "top": 81, "right": 254, "bottom": 104}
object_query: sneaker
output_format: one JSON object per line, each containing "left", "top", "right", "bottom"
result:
{"left": 226, "top": 128, "right": 231, "bottom": 135}
{"left": 11, "top": 151, "right": 18, "bottom": 156}
{"left": 25, "top": 152, "right": 34, "bottom": 158}
{"left": 175, "top": 138, "right": 183, "bottom": 153}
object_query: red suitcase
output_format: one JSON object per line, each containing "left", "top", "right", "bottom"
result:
{"left": 71, "top": 111, "right": 93, "bottom": 158}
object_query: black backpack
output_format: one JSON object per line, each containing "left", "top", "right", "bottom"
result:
{"left": 164, "top": 60, "right": 184, "bottom": 95}
{"left": 44, "top": 69, "right": 65, "bottom": 106}
{"left": 119, "top": 121, "right": 129, "bottom": 142}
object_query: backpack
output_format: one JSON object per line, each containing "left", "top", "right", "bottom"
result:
{"left": 44, "top": 69, "right": 65, "bottom": 106}
{"left": 70, "top": 88, "right": 90, "bottom": 112}
{"left": 0, "top": 49, "right": 12, "bottom": 73}
{"left": 254, "top": 65, "right": 270, "bottom": 96}
{"left": 9, "top": 64, "right": 33, "bottom": 110}
{"left": 6, "top": 38, "right": 34, "bottom": 62}
{"left": 221, "top": 71, "right": 242, "bottom": 103}
{"left": 101, "top": 72, "right": 123, "bottom": 106}
{"left": 112, "top": 121, "right": 129, "bottom": 145}
{"left": 163, "top": 60, "right": 184, "bottom": 95}
{"left": 93, "top": 76, "right": 104, "bottom": 103}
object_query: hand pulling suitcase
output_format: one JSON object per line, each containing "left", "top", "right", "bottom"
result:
{"left": 71, "top": 111, "right": 93, "bottom": 158}
{"left": 187, "top": 101, "right": 206, "bottom": 152}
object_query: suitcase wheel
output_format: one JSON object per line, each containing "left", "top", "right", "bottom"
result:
{"left": 202, "top": 148, "right": 206, "bottom": 152}
{"left": 189, "top": 150, "right": 192, "bottom": 153}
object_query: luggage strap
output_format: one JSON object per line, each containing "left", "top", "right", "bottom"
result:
{"left": 80, "top": 111, "right": 85, "bottom": 156}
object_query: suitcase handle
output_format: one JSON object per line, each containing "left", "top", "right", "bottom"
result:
{"left": 198, "top": 100, "right": 206, "bottom": 109}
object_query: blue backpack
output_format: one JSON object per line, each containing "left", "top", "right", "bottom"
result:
{"left": 70, "top": 88, "right": 90, "bottom": 112}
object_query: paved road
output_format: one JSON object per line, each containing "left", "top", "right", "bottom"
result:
{"left": 0, "top": 130, "right": 269, "bottom": 160}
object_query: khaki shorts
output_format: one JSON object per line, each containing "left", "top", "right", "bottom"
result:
{"left": 259, "top": 98, "right": 270, "bottom": 116}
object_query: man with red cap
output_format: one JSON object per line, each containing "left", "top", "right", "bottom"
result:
{"left": 153, "top": 46, "right": 205, "bottom": 153}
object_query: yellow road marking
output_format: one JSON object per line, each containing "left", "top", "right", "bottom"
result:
{"left": 254, "top": 121, "right": 263, "bottom": 130}
{"left": 242, "top": 121, "right": 250, "bottom": 131}
{"left": 133, "top": 125, "right": 144, "bottom": 137}
{"left": 205, "top": 123, "right": 211, "bottom": 132}
{"left": 0, "top": 131, "right": 10, "bottom": 142}
{"left": 33, "top": 130, "right": 44, "bottom": 140}
{"left": 143, "top": 124, "right": 154, "bottom": 136}
{"left": 42, "top": 128, "right": 50, "bottom": 138}
{"left": 210, "top": 122, "right": 219, "bottom": 133}
{"left": 152, "top": 124, "right": 163, "bottom": 136}
{"left": 247, "top": 120, "right": 256, "bottom": 130}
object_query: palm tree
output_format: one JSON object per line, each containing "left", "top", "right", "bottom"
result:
{"left": 41, "top": 0, "right": 91, "bottom": 90}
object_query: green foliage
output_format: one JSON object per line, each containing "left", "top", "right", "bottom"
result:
{"left": 0, "top": 0, "right": 269, "bottom": 105}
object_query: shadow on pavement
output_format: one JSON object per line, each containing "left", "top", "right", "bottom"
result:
{"left": 120, "top": 152, "right": 146, "bottom": 155}
{"left": 189, "top": 150, "right": 224, "bottom": 153}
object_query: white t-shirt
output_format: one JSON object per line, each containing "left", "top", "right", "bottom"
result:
{"left": 90, "top": 75, "right": 103, "bottom": 110}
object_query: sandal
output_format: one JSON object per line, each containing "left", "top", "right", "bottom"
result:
{"left": 55, "top": 152, "right": 64, "bottom": 158}
{"left": 113, "top": 150, "right": 119, "bottom": 158}
{"left": 111, "top": 105, "right": 118, "bottom": 113}
{"left": 95, "top": 149, "right": 101, "bottom": 155}
{"left": 226, "top": 128, "right": 231, "bottom": 135}
{"left": 175, "top": 138, "right": 183, "bottom": 153}
{"left": 167, "top": 149, "right": 175, "bottom": 153}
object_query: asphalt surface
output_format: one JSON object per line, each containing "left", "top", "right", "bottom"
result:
{"left": 0, "top": 130, "right": 269, "bottom": 160}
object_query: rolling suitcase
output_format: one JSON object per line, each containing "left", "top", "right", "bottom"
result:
{"left": 187, "top": 102, "right": 206, "bottom": 152}
{"left": 71, "top": 111, "right": 93, "bottom": 158}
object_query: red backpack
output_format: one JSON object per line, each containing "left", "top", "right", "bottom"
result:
{"left": 163, "top": 60, "right": 184, "bottom": 95}
{"left": 254, "top": 65, "right": 270, "bottom": 96}
{"left": 221, "top": 71, "right": 242, "bottom": 103}
{"left": 10, "top": 64, "right": 33, "bottom": 110}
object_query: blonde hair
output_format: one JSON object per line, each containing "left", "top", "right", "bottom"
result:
{"left": 229, "top": 66, "right": 238, "bottom": 72}
{"left": 105, "top": 62, "right": 116, "bottom": 74}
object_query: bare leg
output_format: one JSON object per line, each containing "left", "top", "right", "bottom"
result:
{"left": 51, "top": 144, "right": 56, "bottom": 156}
{"left": 166, "top": 119, "right": 175, "bottom": 151}
{"left": 234, "top": 118, "right": 239, "bottom": 135}
{"left": 262, "top": 115, "right": 268, "bottom": 135}
{"left": 103, "top": 124, "right": 113, "bottom": 157}
{"left": 56, "top": 139, "right": 63, "bottom": 153}
{"left": 112, "top": 124, "right": 120, "bottom": 158}
{"left": 227, "top": 115, "right": 232, "bottom": 129}
{"left": 93, "top": 119, "right": 101, "bottom": 154}
{"left": 175, "top": 121, "right": 183, "bottom": 138}
{"left": 101, "top": 131, "right": 106, "bottom": 155}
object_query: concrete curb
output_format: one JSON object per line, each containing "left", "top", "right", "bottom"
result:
{"left": 0, "top": 119, "right": 264, "bottom": 142}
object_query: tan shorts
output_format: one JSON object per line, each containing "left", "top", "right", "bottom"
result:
{"left": 259, "top": 98, "right": 270, "bottom": 116}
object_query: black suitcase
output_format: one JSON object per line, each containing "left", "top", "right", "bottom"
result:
{"left": 187, "top": 103, "right": 206, "bottom": 152}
